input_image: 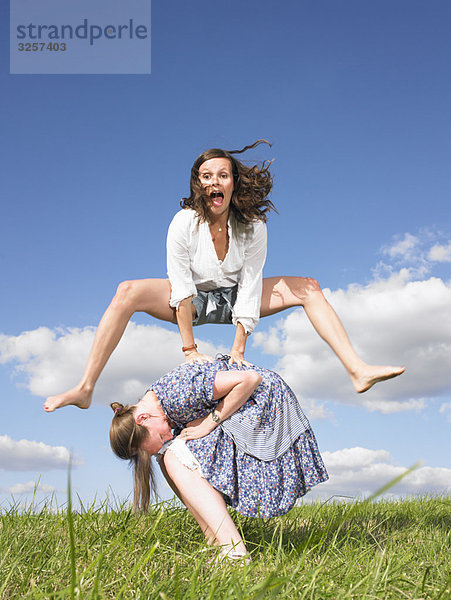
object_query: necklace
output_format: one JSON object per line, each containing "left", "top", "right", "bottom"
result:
{"left": 218, "top": 227, "right": 222, "bottom": 232}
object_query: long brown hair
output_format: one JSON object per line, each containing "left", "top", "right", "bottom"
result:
{"left": 181, "top": 139, "right": 277, "bottom": 224}
{"left": 110, "top": 402, "right": 156, "bottom": 511}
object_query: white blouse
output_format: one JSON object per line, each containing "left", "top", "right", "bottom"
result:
{"left": 166, "top": 208, "right": 267, "bottom": 334}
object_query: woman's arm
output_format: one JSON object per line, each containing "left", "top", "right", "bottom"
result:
{"left": 179, "top": 369, "right": 262, "bottom": 440}
{"left": 229, "top": 323, "right": 249, "bottom": 365}
{"left": 230, "top": 221, "right": 268, "bottom": 364}
{"left": 177, "top": 297, "right": 213, "bottom": 363}
{"left": 167, "top": 211, "right": 213, "bottom": 363}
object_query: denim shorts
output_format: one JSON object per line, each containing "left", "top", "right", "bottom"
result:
{"left": 192, "top": 285, "right": 238, "bottom": 326}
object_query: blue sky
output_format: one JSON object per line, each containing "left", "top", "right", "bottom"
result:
{"left": 1, "top": 0, "right": 450, "bottom": 506}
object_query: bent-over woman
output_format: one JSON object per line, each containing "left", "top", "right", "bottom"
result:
{"left": 109, "top": 357, "right": 329, "bottom": 562}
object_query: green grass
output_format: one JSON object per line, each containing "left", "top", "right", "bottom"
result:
{"left": 0, "top": 494, "right": 449, "bottom": 599}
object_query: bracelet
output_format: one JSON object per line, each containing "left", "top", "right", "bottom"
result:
{"left": 211, "top": 410, "right": 222, "bottom": 424}
{"left": 182, "top": 343, "right": 197, "bottom": 353}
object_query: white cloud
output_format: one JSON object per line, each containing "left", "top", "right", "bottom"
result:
{"left": 322, "top": 447, "right": 392, "bottom": 470}
{"left": 0, "top": 481, "right": 57, "bottom": 494}
{"left": 253, "top": 272, "right": 451, "bottom": 413}
{"left": 429, "top": 242, "right": 451, "bottom": 263}
{"left": 306, "top": 446, "right": 451, "bottom": 501}
{"left": 383, "top": 233, "right": 419, "bottom": 261}
{"left": 0, "top": 434, "right": 82, "bottom": 471}
{"left": 0, "top": 323, "right": 222, "bottom": 406}
{"left": 377, "top": 230, "right": 451, "bottom": 279}
{"left": 361, "top": 397, "right": 426, "bottom": 414}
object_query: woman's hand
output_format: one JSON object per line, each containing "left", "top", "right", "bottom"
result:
{"left": 184, "top": 350, "right": 214, "bottom": 364}
{"left": 179, "top": 415, "right": 216, "bottom": 441}
{"left": 228, "top": 349, "right": 251, "bottom": 367}
{"left": 179, "top": 370, "right": 262, "bottom": 441}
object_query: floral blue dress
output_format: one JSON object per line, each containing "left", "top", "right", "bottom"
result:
{"left": 150, "top": 357, "right": 328, "bottom": 518}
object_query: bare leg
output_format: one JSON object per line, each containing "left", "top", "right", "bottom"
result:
{"left": 44, "top": 279, "right": 177, "bottom": 412}
{"left": 157, "top": 456, "right": 212, "bottom": 541}
{"left": 261, "top": 276, "right": 405, "bottom": 393}
{"left": 163, "top": 450, "right": 248, "bottom": 557}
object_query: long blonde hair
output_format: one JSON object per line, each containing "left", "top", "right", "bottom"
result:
{"left": 110, "top": 402, "right": 156, "bottom": 511}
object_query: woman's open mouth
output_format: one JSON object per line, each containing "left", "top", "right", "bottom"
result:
{"left": 210, "top": 191, "right": 224, "bottom": 206}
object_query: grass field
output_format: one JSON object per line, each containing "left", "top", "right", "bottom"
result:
{"left": 1, "top": 493, "right": 449, "bottom": 600}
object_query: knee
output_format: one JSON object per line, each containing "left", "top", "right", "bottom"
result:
{"left": 300, "top": 277, "right": 323, "bottom": 305}
{"left": 284, "top": 275, "right": 322, "bottom": 294}
{"left": 282, "top": 276, "right": 323, "bottom": 306}
{"left": 111, "top": 280, "right": 139, "bottom": 311}
{"left": 301, "top": 277, "right": 322, "bottom": 295}
{"left": 163, "top": 449, "right": 183, "bottom": 480}
{"left": 163, "top": 449, "right": 174, "bottom": 474}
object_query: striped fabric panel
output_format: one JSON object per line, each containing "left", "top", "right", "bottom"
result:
{"left": 221, "top": 394, "right": 311, "bottom": 462}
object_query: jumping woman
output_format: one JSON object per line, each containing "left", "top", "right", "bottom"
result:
{"left": 45, "top": 140, "right": 404, "bottom": 412}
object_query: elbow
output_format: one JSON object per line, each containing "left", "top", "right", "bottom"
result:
{"left": 246, "top": 370, "right": 262, "bottom": 392}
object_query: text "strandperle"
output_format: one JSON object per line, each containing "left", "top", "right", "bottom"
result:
{"left": 16, "top": 18, "right": 148, "bottom": 46}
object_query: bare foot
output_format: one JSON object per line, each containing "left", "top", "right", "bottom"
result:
{"left": 44, "top": 386, "right": 93, "bottom": 412}
{"left": 351, "top": 365, "right": 405, "bottom": 394}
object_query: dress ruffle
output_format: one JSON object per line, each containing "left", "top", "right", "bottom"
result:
{"left": 186, "top": 426, "right": 328, "bottom": 518}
